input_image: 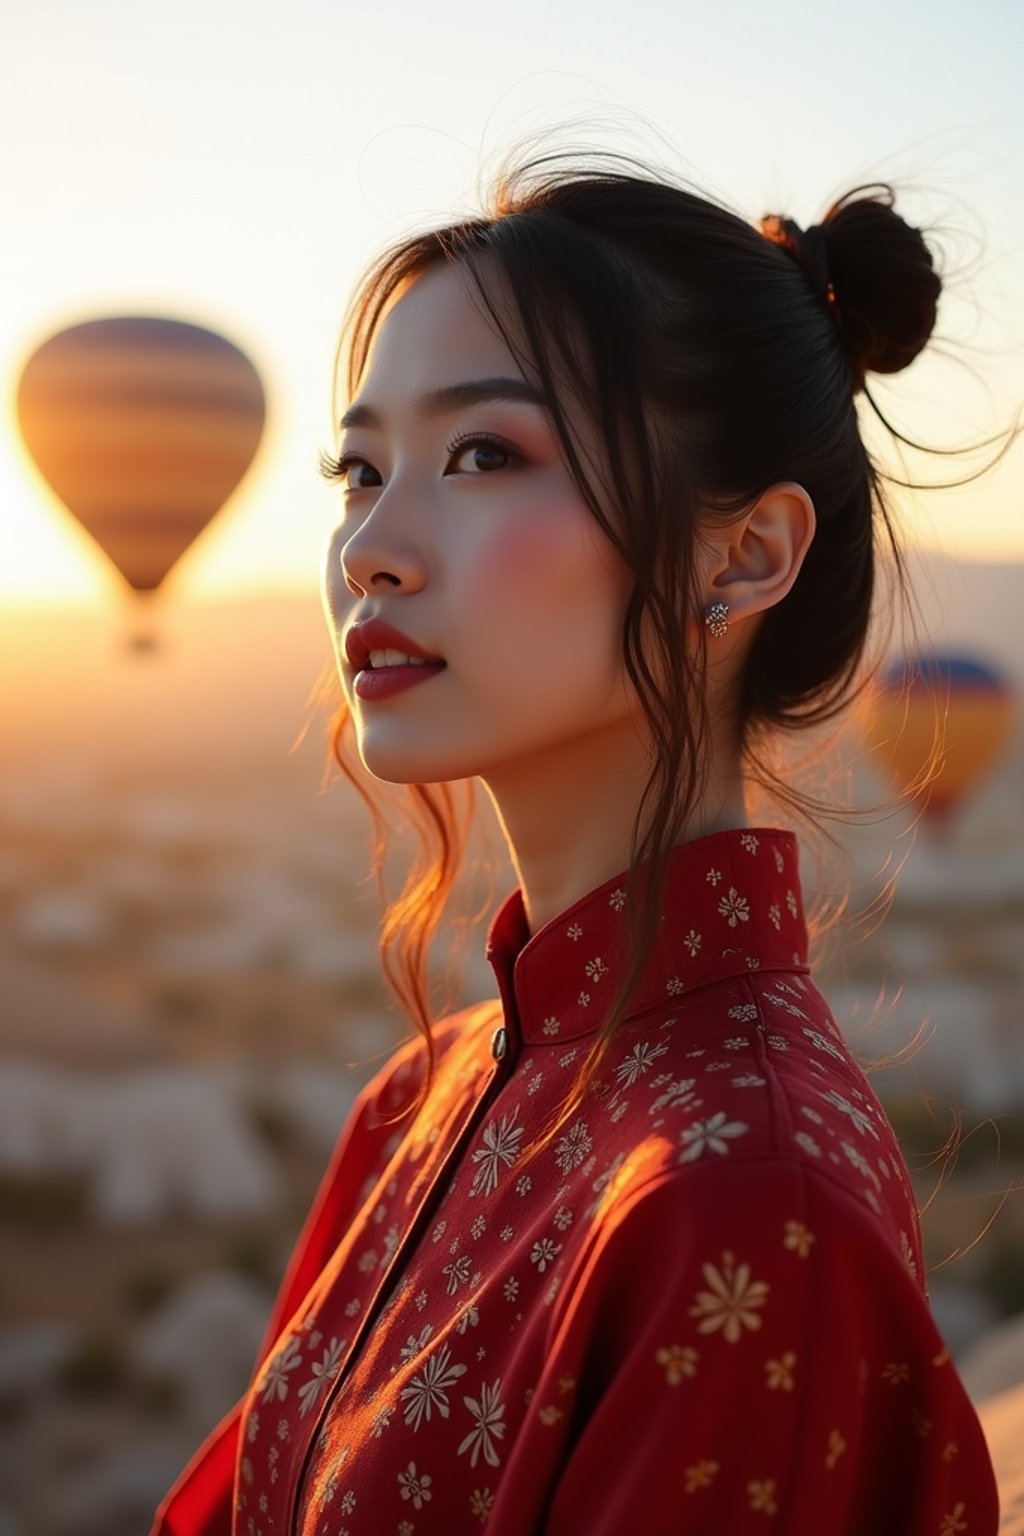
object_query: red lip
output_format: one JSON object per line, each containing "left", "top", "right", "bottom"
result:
{"left": 343, "top": 616, "right": 445, "bottom": 672}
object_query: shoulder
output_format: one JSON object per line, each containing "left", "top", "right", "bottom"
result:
{"left": 581, "top": 969, "right": 925, "bottom": 1285}
{"left": 742, "top": 969, "right": 923, "bottom": 1255}
{"left": 363, "top": 997, "right": 498, "bottom": 1127}
{"left": 310, "top": 1000, "right": 497, "bottom": 1221}
{"left": 563, "top": 1149, "right": 926, "bottom": 1334}
{"left": 538, "top": 1149, "right": 997, "bottom": 1536}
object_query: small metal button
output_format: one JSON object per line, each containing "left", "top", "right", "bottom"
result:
{"left": 491, "top": 1026, "right": 508, "bottom": 1062}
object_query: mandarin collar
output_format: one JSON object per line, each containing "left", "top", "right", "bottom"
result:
{"left": 484, "top": 827, "right": 809, "bottom": 1047}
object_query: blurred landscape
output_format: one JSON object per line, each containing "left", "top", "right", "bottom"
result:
{"left": 1, "top": 549, "right": 1023, "bottom": 1534}
{"left": 5, "top": 0, "right": 1024, "bottom": 1524}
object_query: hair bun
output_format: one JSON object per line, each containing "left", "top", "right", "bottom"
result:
{"left": 762, "top": 183, "right": 942, "bottom": 386}
{"left": 817, "top": 182, "right": 942, "bottom": 380}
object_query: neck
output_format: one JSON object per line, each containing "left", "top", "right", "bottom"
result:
{"left": 479, "top": 722, "right": 748, "bottom": 939}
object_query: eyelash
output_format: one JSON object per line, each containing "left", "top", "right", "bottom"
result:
{"left": 317, "top": 429, "right": 521, "bottom": 489}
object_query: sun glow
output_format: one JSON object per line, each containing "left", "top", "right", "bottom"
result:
{"left": 2, "top": 1, "right": 1022, "bottom": 612}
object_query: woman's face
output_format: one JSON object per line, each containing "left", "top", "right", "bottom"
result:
{"left": 323, "top": 259, "right": 647, "bottom": 790}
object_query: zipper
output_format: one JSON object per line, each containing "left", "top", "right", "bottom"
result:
{"left": 287, "top": 1022, "right": 519, "bottom": 1530}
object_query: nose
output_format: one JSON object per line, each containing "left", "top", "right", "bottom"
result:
{"left": 332, "top": 500, "right": 428, "bottom": 600}
{"left": 321, "top": 521, "right": 354, "bottom": 628}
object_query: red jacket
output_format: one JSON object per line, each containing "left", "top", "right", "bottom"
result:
{"left": 152, "top": 826, "right": 999, "bottom": 1534}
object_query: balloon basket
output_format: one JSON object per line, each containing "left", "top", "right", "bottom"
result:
{"left": 120, "top": 588, "right": 163, "bottom": 657}
{"left": 125, "top": 626, "right": 161, "bottom": 657}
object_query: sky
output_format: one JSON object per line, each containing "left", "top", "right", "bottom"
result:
{"left": 2, "top": 0, "right": 1022, "bottom": 611}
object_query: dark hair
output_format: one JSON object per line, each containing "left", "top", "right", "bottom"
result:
{"left": 317, "top": 143, "right": 1019, "bottom": 1169}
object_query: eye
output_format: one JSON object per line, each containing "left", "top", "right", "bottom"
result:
{"left": 318, "top": 449, "right": 380, "bottom": 491}
{"left": 317, "top": 431, "right": 520, "bottom": 492}
{"left": 444, "top": 430, "right": 518, "bottom": 475}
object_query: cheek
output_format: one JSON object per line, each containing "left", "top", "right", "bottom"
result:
{"left": 477, "top": 496, "right": 617, "bottom": 600}
{"left": 477, "top": 516, "right": 551, "bottom": 582}
{"left": 459, "top": 510, "right": 627, "bottom": 680}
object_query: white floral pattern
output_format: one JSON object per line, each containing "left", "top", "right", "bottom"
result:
{"left": 469, "top": 1107, "right": 525, "bottom": 1198}
{"left": 553, "top": 1119, "right": 592, "bottom": 1175}
{"left": 458, "top": 1378, "right": 506, "bottom": 1468}
{"left": 650, "top": 1077, "right": 702, "bottom": 1116}
{"left": 198, "top": 829, "right": 987, "bottom": 1536}
{"left": 717, "top": 887, "right": 751, "bottom": 927}
{"left": 400, "top": 1343, "right": 468, "bottom": 1431}
{"left": 259, "top": 1335, "right": 302, "bottom": 1404}
{"left": 678, "top": 1112, "right": 751, "bottom": 1163}
{"left": 297, "top": 1337, "right": 344, "bottom": 1418}
{"left": 614, "top": 1039, "right": 670, "bottom": 1088}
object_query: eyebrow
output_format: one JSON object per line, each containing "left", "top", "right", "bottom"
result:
{"left": 339, "top": 376, "right": 547, "bottom": 432}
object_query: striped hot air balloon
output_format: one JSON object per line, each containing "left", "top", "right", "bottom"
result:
{"left": 16, "top": 316, "right": 266, "bottom": 627}
{"left": 860, "top": 652, "right": 1018, "bottom": 829}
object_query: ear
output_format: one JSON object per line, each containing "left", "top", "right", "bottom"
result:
{"left": 703, "top": 481, "right": 816, "bottom": 621}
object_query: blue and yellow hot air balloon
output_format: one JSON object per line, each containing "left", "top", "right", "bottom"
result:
{"left": 17, "top": 316, "right": 265, "bottom": 646}
{"left": 861, "top": 652, "right": 1018, "bottom": 830}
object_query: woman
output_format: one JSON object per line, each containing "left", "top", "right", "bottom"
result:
{"left": 154, "top": 145, "right": 1003, "bottom": 1533}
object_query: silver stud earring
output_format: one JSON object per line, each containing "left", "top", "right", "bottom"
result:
{"left": 704, "top": 600, "right": 730, "bottom": 638}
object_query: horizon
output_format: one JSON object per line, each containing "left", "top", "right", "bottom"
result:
{"left": 3, "top": 0, "right": 1023, "bottom": 610}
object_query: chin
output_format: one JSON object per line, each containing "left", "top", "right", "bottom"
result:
{"left": 355, "top": 743, "right": 472, "bottom": 788}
